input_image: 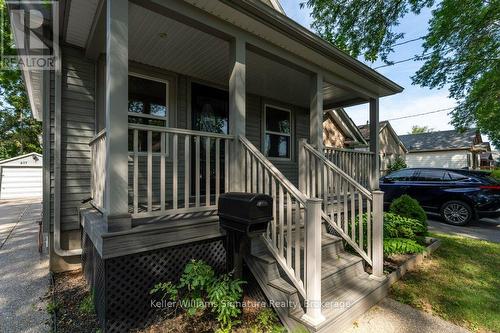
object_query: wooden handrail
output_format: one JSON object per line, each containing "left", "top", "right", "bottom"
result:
{"left": 88, "top": 129, "right": 106, "bottom": 146}
{"left": 304, "top": 142, "right": 372, "bottom": 198}
{"left": 128, "top": 124, "right": 235, "bottom": 140}
{"left": 324, "top": 146, "right": 374, "bottom": 155}
{"left": 239, "top": 135, "right": 308, "bottom": 205}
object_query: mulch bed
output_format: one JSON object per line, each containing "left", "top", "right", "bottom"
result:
{"left": 135, "top": 295, "right": 268, "bottom": 333}
{"left": 52, "top": 269, "right": 100, "bottom": 333}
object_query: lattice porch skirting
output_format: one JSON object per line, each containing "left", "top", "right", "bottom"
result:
{"left": 81, "top": 230, "right": 227, "bottom": 332}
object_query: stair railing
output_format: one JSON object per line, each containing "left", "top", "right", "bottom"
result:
{"left": 300, "top": 139, "right": 384, "bottom": 278}
{"left": 323, "top": 146, "right": 373, "bottom": 189}
{"left": 239, "top": 136, "right": 325, "bottom": 323}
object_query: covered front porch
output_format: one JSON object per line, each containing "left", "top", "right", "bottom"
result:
{"left": 85, "top": 0, "right": 386, "bottom": 230}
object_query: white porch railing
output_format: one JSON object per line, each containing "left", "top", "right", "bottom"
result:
{"left": 89, "top": 130, "right": 107, "bottom": 212}
{"left": 323, "top": 147, "right": 373, "bottom": 189}
{"left": 128, "top": 124, "right": 234, "bottom": 219}
{"left": 301, "top": 140, "right": 383, "bottom": 277}
{"left": 239, "top": 136, "right": 323, "bottom": 321}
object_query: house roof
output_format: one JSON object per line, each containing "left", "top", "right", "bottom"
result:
{"left": 357, "top": 121, "right": 390, "bottom": 140}
{"left": 324, "top": 109, "right": 368, "bottom": 146}
{"left": 357, "top": 121, "right": 408, "bottom": 152}
{"left": 399, "top": 129, "right": 482, "bottom": 152}
{"left": 0, "top": 152, "right": 43, "bottom": 165}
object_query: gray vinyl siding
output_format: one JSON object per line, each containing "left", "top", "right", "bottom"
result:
{"left": 246, "top": 94, "right": 309, "bottom": 186}
{"left": 50, "top": 49, "right": 310, "bottom": 228}
{"left": 50, "top": 46, "right": 96, "bottom": 231}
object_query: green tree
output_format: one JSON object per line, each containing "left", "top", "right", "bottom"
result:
{"left": 301, "top": 0, "right": 500, "bottom": 146}
{"left": 0, "top": 0, "right": 42, "bottom": 159}
{"left": 409, "top": 125, "right": 433, "bottom": 134}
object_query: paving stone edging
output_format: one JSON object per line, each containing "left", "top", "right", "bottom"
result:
{"left": 387, "top": 237, "right": 442, "bottom": 286}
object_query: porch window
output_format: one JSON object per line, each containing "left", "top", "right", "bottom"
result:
{"left": 128, "top": 74, "right": 169, "bottom": 152}
{"left": 264, "top": 105, "right": 291, "bottom": 159}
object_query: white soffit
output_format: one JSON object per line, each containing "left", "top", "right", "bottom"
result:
{"left": 65, "top": 0, "right": 100, "bottom": 48}
{"left": 129, "top": 3, "right": 230, "bottom": 85}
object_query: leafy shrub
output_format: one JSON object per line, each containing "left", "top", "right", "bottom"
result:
{"left": 389, "top": 194, "right": 427, "bottom": 226}
{"left": 150, "top": 260, "right": 246, "bottom": 332}
{"left": 387, "top": 156, "right": 407, "bottom": 173}
{"left": 384, "top": 212, "right": 427, "bottom": 238}
{"left": 491, "top": 169, "right": 500, "bottom": 180}
{"left": 353, "top": 212, "right": 428, "bottom": 256}
{"left": 383, "top": 238, "right": 425, "bottom": 255}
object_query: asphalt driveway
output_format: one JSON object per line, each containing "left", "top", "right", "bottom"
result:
{"left": 427, "top": 214, "right": 500, "bottom": 243}
{"left": 0, "top": 199, "right": 49, "bottom": 333}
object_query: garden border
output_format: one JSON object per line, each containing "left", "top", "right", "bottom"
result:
{"left": 387, "top": 236, "right": 441, "bottom": 286}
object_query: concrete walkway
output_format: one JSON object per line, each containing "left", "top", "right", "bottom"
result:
{"left": 345, "top": 298, "right": 470, "bottom": 333}
{"left": 428, "top": 215, "right": 500, "bottom": 243}
{"left": 0, "top": 199, "right": 49, "bottom": 333}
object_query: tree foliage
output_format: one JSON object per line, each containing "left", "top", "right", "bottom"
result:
{"left": 0, "top": 0, "right": 42, "bottom": 159}
{"left": 409, "top": 125, "right": 433, "bottom": 134}
{"left": 301, "top": 0, "right": 500, "bottom": 146}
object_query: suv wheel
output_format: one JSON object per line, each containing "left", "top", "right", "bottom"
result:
{"left": 440, "top": 200, "right": 473, "bottom": 226}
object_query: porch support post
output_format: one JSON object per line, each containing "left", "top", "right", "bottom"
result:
{"left": 310, "top": 73, "right": 323, "bottom": 151}
{"left": 369, "top": 98, "right": 380, "bottom": 190}
{"left": 229, "top": 37, "right": 246, "bottom": 191}
{"left": 104, "top": 0, "right": 131, "bottom": 231}
{"left": 302, "top": 198, "right": 325, "bottom": 326}
{"left": 371, "top": 190, "right": 385, "bottom": 280}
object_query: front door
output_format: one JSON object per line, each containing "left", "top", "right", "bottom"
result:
{"left": 190, "top": 83, "right": 229, "bottom": 200}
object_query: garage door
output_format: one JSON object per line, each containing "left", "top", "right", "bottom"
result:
{"left": 0, "top": 167, "right": 42, "bottom": 200}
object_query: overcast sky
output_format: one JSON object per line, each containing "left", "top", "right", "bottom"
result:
{"left": 280, "top": 1, "right": 459, "bottom": 136}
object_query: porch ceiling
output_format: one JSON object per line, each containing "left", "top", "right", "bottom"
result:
{"left": 63, "top": 1, "right": 370, "bottom": 109}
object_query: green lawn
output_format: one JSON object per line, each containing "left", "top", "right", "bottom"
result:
{"left": 390, "top": 233, "right": 500, "bottom": 332}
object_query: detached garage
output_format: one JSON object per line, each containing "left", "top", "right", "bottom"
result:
{"left": 0, "top": 153, "right": 43, "bottom": 200}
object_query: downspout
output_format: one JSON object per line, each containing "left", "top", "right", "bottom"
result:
{"left": 53, "top": 42, "right": 81, "bottom": 257}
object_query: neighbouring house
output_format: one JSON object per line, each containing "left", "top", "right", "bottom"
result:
{"left": 323, "top": 109, "right": 368, "bottom": 149}
{"left": 400, "top": 129, "right": 486, "bottom": 169}
{"left": 480, "top": 152, "right": 495, "bottom": 170}
{"left": 0, "top": 153, "right": 43, "bottom": 200}
{"left": 10, "top": 1, "right": 403, "bottom": 332}
{"left": 357, "top": 121, "right": 408, "bottom": 175}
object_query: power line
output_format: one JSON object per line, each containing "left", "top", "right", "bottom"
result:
{"left": 392, "top": 36, "right": 424, "bottom": 47}
{"left": 384, "top": 107, "right": 454, "bottom": 121}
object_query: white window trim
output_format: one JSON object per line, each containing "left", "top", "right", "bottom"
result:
{"left": 128, "top": 72, "right": 172, "bottom": 156}
{"left": 263, "top": 103, "right": 293, "bottom": 161}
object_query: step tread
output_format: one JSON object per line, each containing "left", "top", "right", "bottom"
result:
{"left": 321, "top": 252, "right": 363, "bottom": 279}
{"left": 290, "top": 275, "right": 385, "bottom": 325}
{"left": 268, "top": 278, "right": 297, "bottom": 295}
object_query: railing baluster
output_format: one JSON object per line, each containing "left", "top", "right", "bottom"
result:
{"left": 294, "top": 200, "right": 301, "bottom": 280}
{"left": 286, "top": 192, "right": 292, "bottom": 266}
{"left": 279, "top": 184, "right": 284, "bottom": 256}
{"left": 195, "top": 136, "right": 200, "bottom": 207}
{"left": 147, "top": 130, "right": 153, "bottom": 212}
{"left": 358, "top": 192, "right": 363, "bottom": 251}
{"left": 343, "top": 181, "right": 348, "bottom": 233}
{"left": 161, "top": 132, "right": 166, "bottom": 212}
{"left": 271, "top": 178, "right": 277, "bottom": 247}
{"left": 252, "top": 156, "right": 257, "bottom": 192}
{"left": 172, "top": 134, "right": 178, "bottom": 210}
{"left": 184, "top": 135, "right": 190, "bottom": 209}
{"left": 367, "top": 200, "right": 372, "bottom": 260}
{"left": 351, "top": 187, "right": 356, "bottom": 242}
{"left": 224, "top": 139, "right": 229, "bottom": 192}
{"left": 215, "top": 138, "right": 220, "bottom": 203}
{"left": 133, "top": 129, "right": 138, "bottom": 214}
{"left": 205, "top": 137, "right": 211, "bottom": 206}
